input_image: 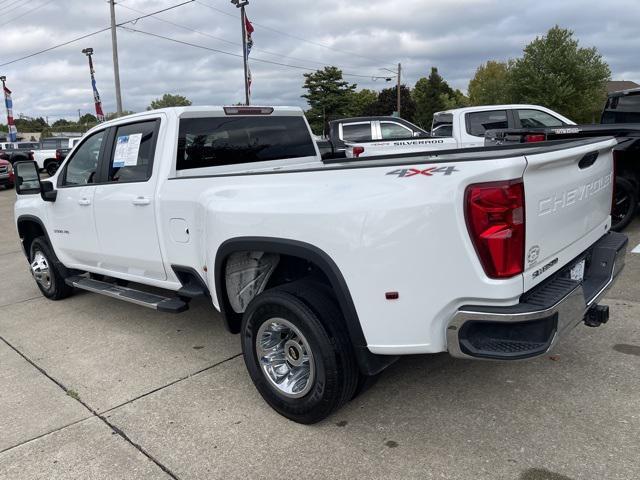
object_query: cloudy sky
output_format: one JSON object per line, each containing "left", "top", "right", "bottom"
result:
{"left": 2, "top": 0, "right": 639, "bottom": 121}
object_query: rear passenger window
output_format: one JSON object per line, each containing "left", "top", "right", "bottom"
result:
{"left": 176, "top": 116, "right": 317, "bottom": 170}
{"left": 342, "top": 123, "right": 372, "bottom": 142}
{"left": 517, "top": 109, "right": 565, "bottom": 127}
{"left": 466, "top": 111, "right": 508, "bottom": 137}
{"left": 107, "top": 121, "right": 158, "bottom": 183}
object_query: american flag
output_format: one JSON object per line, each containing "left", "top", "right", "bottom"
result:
{"left": 3, "top": 83, "right": 17, "bottom": 142}
{"left": 245, "top": 15, "right": 254, "bottom": 97}
{"left": 88, "top": 55, "right": 105, "bottom": 122}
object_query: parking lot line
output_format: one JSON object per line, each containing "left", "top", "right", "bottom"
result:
{"left": 633, "top": 243, "right": 640, "bottom": 254}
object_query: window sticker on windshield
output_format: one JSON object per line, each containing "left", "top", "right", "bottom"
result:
{"left": 113, "top": 133, "right": 142, "bottom": 168}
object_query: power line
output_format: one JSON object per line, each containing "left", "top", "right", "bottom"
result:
{"left": 119, "top": 25, "right": 393, "bottom": 80}
{"left": 116, "top": 2, "right": 366, "bottom": 72}
{"left": 0, "top": 0, "right": 55, "bottom": 28}
{"left": 195, "top": 0, "right": 393, "bottom": 67}
{"left": 0, "top": 0, "right": 197, "bottom": 68}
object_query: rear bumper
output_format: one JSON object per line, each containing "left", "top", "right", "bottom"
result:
{"left": 447, "top": 231, "right": 628, "bottom": 360}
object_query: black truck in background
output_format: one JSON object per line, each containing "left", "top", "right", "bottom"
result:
{"left": 485, "top": 87, "right": 640, "bottom": 231}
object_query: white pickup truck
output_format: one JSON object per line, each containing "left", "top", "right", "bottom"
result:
{"left": 346, "top": 104, "right": 574, "bottom": 158}
{"left": 33, "top": 136, "right": 82, "bottom": 176}
{"left": 13, "top": 106, "right": 627, "bottom": 424}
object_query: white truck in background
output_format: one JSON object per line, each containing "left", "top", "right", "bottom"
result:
{"left": 13, "top": 106, "right": 627, "bottom": 424}
{"left": 33, "top": 136, "right": 82, "bottom": 176}
{"left": 346, "top": 104, "right": 575, "bottom": 158}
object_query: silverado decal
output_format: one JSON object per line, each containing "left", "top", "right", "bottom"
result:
{"left": 392, "top": 139, "right": 446, "bottom": 146}
{"left": 387, "top": 166, "right": 459, "bottom": 178}
{"left": 532, "top": 258, "right": 558, "bottom": 279}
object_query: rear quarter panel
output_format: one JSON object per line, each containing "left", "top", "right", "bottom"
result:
{"left": 161, "top": 155, "right": 527, "bottom": 355}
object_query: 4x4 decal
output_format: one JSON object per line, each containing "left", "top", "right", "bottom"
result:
{"left": 387, "top": 166, "right": 459, "bottom": 178}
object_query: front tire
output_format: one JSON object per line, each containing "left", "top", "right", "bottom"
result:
{"left": 612, "top": 177, "right": 638, "bottom": 232}
{"left": 241, "top": 281, "right": 358, "bottom": 424}
{"left": 30, "top": 237, "right": 74, "bottom": 300}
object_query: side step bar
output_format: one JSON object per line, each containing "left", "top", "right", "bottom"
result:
{"left": 65, "top": 276, "right": 188, "bottom": 313}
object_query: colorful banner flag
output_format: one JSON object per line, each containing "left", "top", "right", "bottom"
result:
{"left": 245, "top": 15, "right": 254, "bottom": 97}
{"left": 2, "top": 82, "right": 18, "bottom": 142}
{"left": 87, "top": 56, "right": 105, "bottom": 122}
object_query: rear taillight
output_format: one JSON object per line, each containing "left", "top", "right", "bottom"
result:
{"left": 524, "top": 134, "right": 546, "bottom": 143}
{"left": 28, "top": 151, "right": 34, "bottom": 160}
{"left": 352, "top": 146, "right": 364, "bottom": 158}
{"left": 465, "top": 179, "right": 525, "bottom": 279}
{"left": 55, "top": 149, "right": 62, "bottom": 161}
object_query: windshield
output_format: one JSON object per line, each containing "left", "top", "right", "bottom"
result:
{"left": 431, "top": 113, "right": 453, "bottom": 136}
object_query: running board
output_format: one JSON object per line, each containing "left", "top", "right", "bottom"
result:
{"left": 65, "top": 276, "right": 188, "bottom": 313}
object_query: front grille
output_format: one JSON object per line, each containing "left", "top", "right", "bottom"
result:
{"left": 0, "top": 166, "right": 8, "bottom": 174}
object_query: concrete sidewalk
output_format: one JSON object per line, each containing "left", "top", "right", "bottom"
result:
{"left": 1, "top": 186, "right": 639, "bottom": 480}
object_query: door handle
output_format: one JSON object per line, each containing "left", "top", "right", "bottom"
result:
{"left": 78, "top": 197, "right": 91, "bottom": 206}
{"left": 132, "top": 196, "right": 151, "bottom": 206}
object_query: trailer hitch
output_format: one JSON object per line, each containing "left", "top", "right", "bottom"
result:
{"left": 584, "top": 304, "right": 610, "bottom": 328}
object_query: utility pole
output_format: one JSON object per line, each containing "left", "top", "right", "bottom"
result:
{"left": 109, "top": 0, "right": 123, "bottom": 115}
{"left": 231, "top": 0, "right": 250, "bottom": 105}
{"left": 78, "top": 109, "right": 81, "bottom": 121}
{"left": 396, "top": 63, "right": 402, "bottom": 118}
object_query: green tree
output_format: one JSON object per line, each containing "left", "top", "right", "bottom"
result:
{"left": 468, "top": 61, "right": 511, "bottom": 105}
{"left": 347, "top": 88, "right": 378, "bottom": 117}
{"left": 79, "top": 113, "right": 98, "bottom": 124}
{"left": 509, "top": 26, "right": 610, "bottom": 123}
{"left": 412, "top": 67, "right": 455, "bottom": 128}
{"left": 367, "top": 85, "right": 416, "bottom": 122}
{"left": 105, "top": 111, "right": 135, "bottom": 121}
{"left": 302, "top": 66, "right": 357, "bottom": 134}
{"left": 14, "top": 117, "right": 48, "bottom": 132}
{"left": 147, "top": 93, "right": 192, "bottom": 111}
{"left": 52, "top": 119, "right": 71, "bottom": 128}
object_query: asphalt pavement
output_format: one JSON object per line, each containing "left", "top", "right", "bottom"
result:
{"left": 0, "top": 185, "right": 638, "bottom": 480}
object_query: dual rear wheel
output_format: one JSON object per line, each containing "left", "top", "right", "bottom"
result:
{"left": 241, "top": 280, "right": 375, "bottom": 424}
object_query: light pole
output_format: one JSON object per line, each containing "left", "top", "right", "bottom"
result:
{"left": 231, "top": 0, "right": 250, "bottom": 105}
{"left": 82, "top": 48, "right": 105, "bottom": 123}
{"left": 109, "top": 0, "right": 123, "bottom": 115}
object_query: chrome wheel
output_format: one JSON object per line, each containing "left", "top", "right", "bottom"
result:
{"left": 31, "top": 250, "right": 52, "bottom": 290}
{"left": 256, "top": 318, "right": 315, "bottom": 398}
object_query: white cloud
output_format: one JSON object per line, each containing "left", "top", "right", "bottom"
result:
{"left": 0, "top": 0, "right": 638, "bottom": 121}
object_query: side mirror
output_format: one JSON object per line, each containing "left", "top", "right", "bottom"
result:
{"left": 41, "top": 181, "right": 57, "bottom": 202}
{"left": 14, "top": 161, "right": 42, "bottom": 195}
{"left": 414, "top": 131, "right": 421, "bottom": 137}
{"left": 14, "top": 160, "right": 57, "bottom": 202}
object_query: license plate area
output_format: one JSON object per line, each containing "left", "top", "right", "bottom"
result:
{"left": 570, "top": 259, "right": 586, "bottom": 281}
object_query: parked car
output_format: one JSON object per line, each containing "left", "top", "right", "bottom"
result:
{"left": 0, "top": 158, "right": 15, "bottom": 189}
{"left": 33, "top": 136, "right": 82, "bottom": 176}
{"left": 0, "top": 141, "right": 37, "bottom": 165}
{"left": 345, "top": 104, "right": 574, "bottom": 158}
{"left": 328, "top": 116, "right": 429, "bottom": 152}
{"left": 13, "top": 106, "right": 627, "bottom": 424}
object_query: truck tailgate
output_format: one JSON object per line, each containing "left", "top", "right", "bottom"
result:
{"left": 522, "top": 138, "right": 617, "bottom": 291}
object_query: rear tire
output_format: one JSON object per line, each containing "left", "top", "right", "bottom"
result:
{"left": 612, "top": 177, "right": 638, "bottom": 232}
{"left": 241, "top": 280, "right": 358, "bottom": 424}
{"left": 29, "top": 237, "right": 74, "bottom": 300}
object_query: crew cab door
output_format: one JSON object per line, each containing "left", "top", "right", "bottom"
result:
{"left": 92, "top": 119, "right": 167, "bottom": 281}
{"left": 46, "top": 129, "right": 106, "bottom": 268}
